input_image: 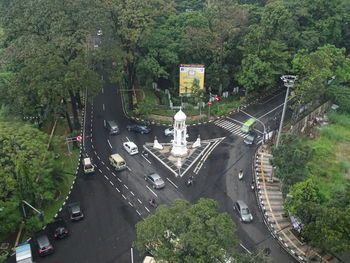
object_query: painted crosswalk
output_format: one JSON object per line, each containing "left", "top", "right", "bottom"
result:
{"left": 214, "top": 119, "right": 248, "bottom": 138}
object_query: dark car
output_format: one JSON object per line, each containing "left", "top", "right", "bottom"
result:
{"left": 105, "top": 120, "right": 120, "bottom": 135}
{"left": 126, "top": 124, "right": 151, "bottom": 134}
{"left": 67, "top": 202, "right": 84, "bottom": 221}
{"left": 50, "top": 217, "right": 69, "bottom": 239}
{"left": 243, "top": 131, "right": 257, "bottom": 145}
{"left": 35, "top": 233, "right": 54, "bottom": 256}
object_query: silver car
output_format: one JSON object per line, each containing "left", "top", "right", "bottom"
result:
{"left": 233, "top": 200, "right": 253, "bottom": 222}
{"left": 145, "top": 173, "right": 165, "bottom": 189}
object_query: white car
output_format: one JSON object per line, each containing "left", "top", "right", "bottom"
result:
{"left": 123, "top": 141, "right": 139, "bottom": 155}
{"left": 164, "top": 127, "right": 189, "bottom": 138}
{"left": 164, "top": 127, "right": 174, "bottom": 137}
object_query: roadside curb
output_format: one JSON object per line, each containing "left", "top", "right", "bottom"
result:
{"left": 52, "top": 95, "right": 86, "bottom": 220}
{"left": 253, "top": 146, "right": 308, "bottom": 263}
{"left": 22, "top": 96, "right": 87, "bottom": 246}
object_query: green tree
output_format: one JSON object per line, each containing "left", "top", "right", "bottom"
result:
{"left": 285, "top": 179, "right": 322, "bottom": 223}
{"left": 0, "top": 0, "right": 102, "bottom": 130}
{"left": 271, "top": 134, "right": 313, "bottom": 195}
{"left": 106, "top": 0, "right": 175, "bottom": 108}
{"left": 303, "top": 184, "right": 350, "bottom": 253}
{"left": 135, "top": 198, "right": 239, "bottom": 263}
{"left": 292, "top": 45, "right": 347, "bottom": 106}
{"left": 0, "top": 119, "right": 63, "bottom": 238}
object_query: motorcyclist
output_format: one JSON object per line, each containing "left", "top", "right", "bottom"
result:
{"left": 238, "top": 169, "right": 244, "bottom": 180}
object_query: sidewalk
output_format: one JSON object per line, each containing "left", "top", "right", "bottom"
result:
{"left": 254, "top": 146, "right": 339, "bottom": 263}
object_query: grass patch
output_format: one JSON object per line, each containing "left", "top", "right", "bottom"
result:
{"left": 306, "top": 112, "right": 350, "bottom": 201}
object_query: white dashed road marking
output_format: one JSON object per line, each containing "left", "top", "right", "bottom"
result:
{"left": 145, "top": 207, "right": 150, "bottom": 213}
{"left": 146, "top": 186, "right": 158, "bottom": 197}
{"left": 107, "top": 139, "right": 112, "bottom": 149}
{"left": 141, "top": 154, "right": 151, "bottom": 164}
{"left": 166, "top": 178, "right": 178, "bottom": 189}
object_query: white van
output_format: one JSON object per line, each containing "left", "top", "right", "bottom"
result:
{"left": 123, "top": 141, "right": 139, "bottom": 155}
{"left": 109, "top": 154, "right": 127, "bottom": 171}
{"left": 83, "top": 157, "right": 94, "bottom": 174}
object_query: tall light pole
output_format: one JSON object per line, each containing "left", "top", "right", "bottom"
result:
{"left": 276, "top": 75, "right": 297, "bottom": 147}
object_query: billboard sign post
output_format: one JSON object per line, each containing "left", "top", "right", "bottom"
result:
{"left": 179, "top": 64, "right": 205, "bottom": 96}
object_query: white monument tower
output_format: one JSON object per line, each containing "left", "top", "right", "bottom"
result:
{"left": 171, "top": 109, "right": 188, "bottom": 157}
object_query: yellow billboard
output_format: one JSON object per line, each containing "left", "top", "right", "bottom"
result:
{"left": 179, "top": 64, "right": 205, "bottom": 95}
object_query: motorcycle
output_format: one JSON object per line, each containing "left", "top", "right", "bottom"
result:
{"left": 187, "top": 176, "right": 194, "bottom": 186}
{"left": 238, "top": 170, "right": 244, "bottom": 180}
{"left": 251, "top": 182, "right": 255, "bottom": 191}
{"left": 149, "top": 199, "right": 158, "bottom": 208}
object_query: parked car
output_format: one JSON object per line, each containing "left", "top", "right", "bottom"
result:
{"left": 144, "top": 173, "right": 165, "bottom": 189}
{"left": 243, "top": 131, "right": 257, "bottom": 145}
{"left": 127, "top": 124, "right": 151, "bottom": 134}
{"left": 50, "top": 217, "right": 69, "bottom": 240}
{"left": 67, "top": 202, "right": 84, "bottom": 221}
{"left": 123, "top": 141, "right": 139, "bottom": 155}
{"left": 233, "top": 200, "right": 253, "bottom": 223}
{"left": 35, "top": 233, "right": 54, "bottom": 256}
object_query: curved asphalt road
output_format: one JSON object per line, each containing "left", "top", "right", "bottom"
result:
{"left": 8, "top": 72, "right": 295, "bottom": 262}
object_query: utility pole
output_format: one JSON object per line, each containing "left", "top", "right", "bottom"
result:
{"left": 276, "top": 75, "right": 297, "bottom": 147}
{"left": 22, "top": 200, "right": 44, "bottom": 221}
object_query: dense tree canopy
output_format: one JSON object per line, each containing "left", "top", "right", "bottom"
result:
{"left": 135, "top": 198, "right": 239, "bottom": 263}
{"left": 0, "top": 0, "right": 102, "bottom": 131}
{"left": 0, "top": 119, "right": 63, "bottom": 237}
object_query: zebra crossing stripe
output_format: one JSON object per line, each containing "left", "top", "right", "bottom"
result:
{"left": 214, "top": 119, "right": 249, "bottom": 138}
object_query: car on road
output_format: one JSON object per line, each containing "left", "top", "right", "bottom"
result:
{"left": 109, "top": 153, "right": 127, "bottom": 171}
{"left": 83, "top": 157, "right": 95, "bottom": 174}
{"left": 35, "top": 233, "right": 54, "bottom": 256}
{"left": 67, "top": 202, "right": 84, "bottom": 221}
{"left": 164, "top": 127, "right": 174, "bottom": 137}
{"left": 243, "top": 131, "right": 257, "bottom": 145}
{"left": 144, "top": 173, "right": 165, "bottom": 189}
{"left": 123, "top": 141, "right": 139, "bottom": 155}
{"left": 50, "top": 217, "right": 69, "bottom": 240}
{"left": 240, "top": 118, "right": 256, "bottom": 133}
{"left": 127, "top": 123, "right": 151, "bottom": 134}
{"left": 164, "top": 127, "right": 189, "bottom": 138}
{"left": 105, "top": 120, "right": 120, "bottom": 135}
{"left": 233, "top": 200, "right": 253, "bottom": 223}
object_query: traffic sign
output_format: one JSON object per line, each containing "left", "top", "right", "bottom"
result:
{"left": 76, "top": 135, "right": 82, "bottom": 142}
{"left": 207, "top": 101, "right": 212, "bottom": 105}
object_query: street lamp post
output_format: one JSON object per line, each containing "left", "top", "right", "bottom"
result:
{"left": 276, "top": 75, "right": 297, "bottom": 147}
